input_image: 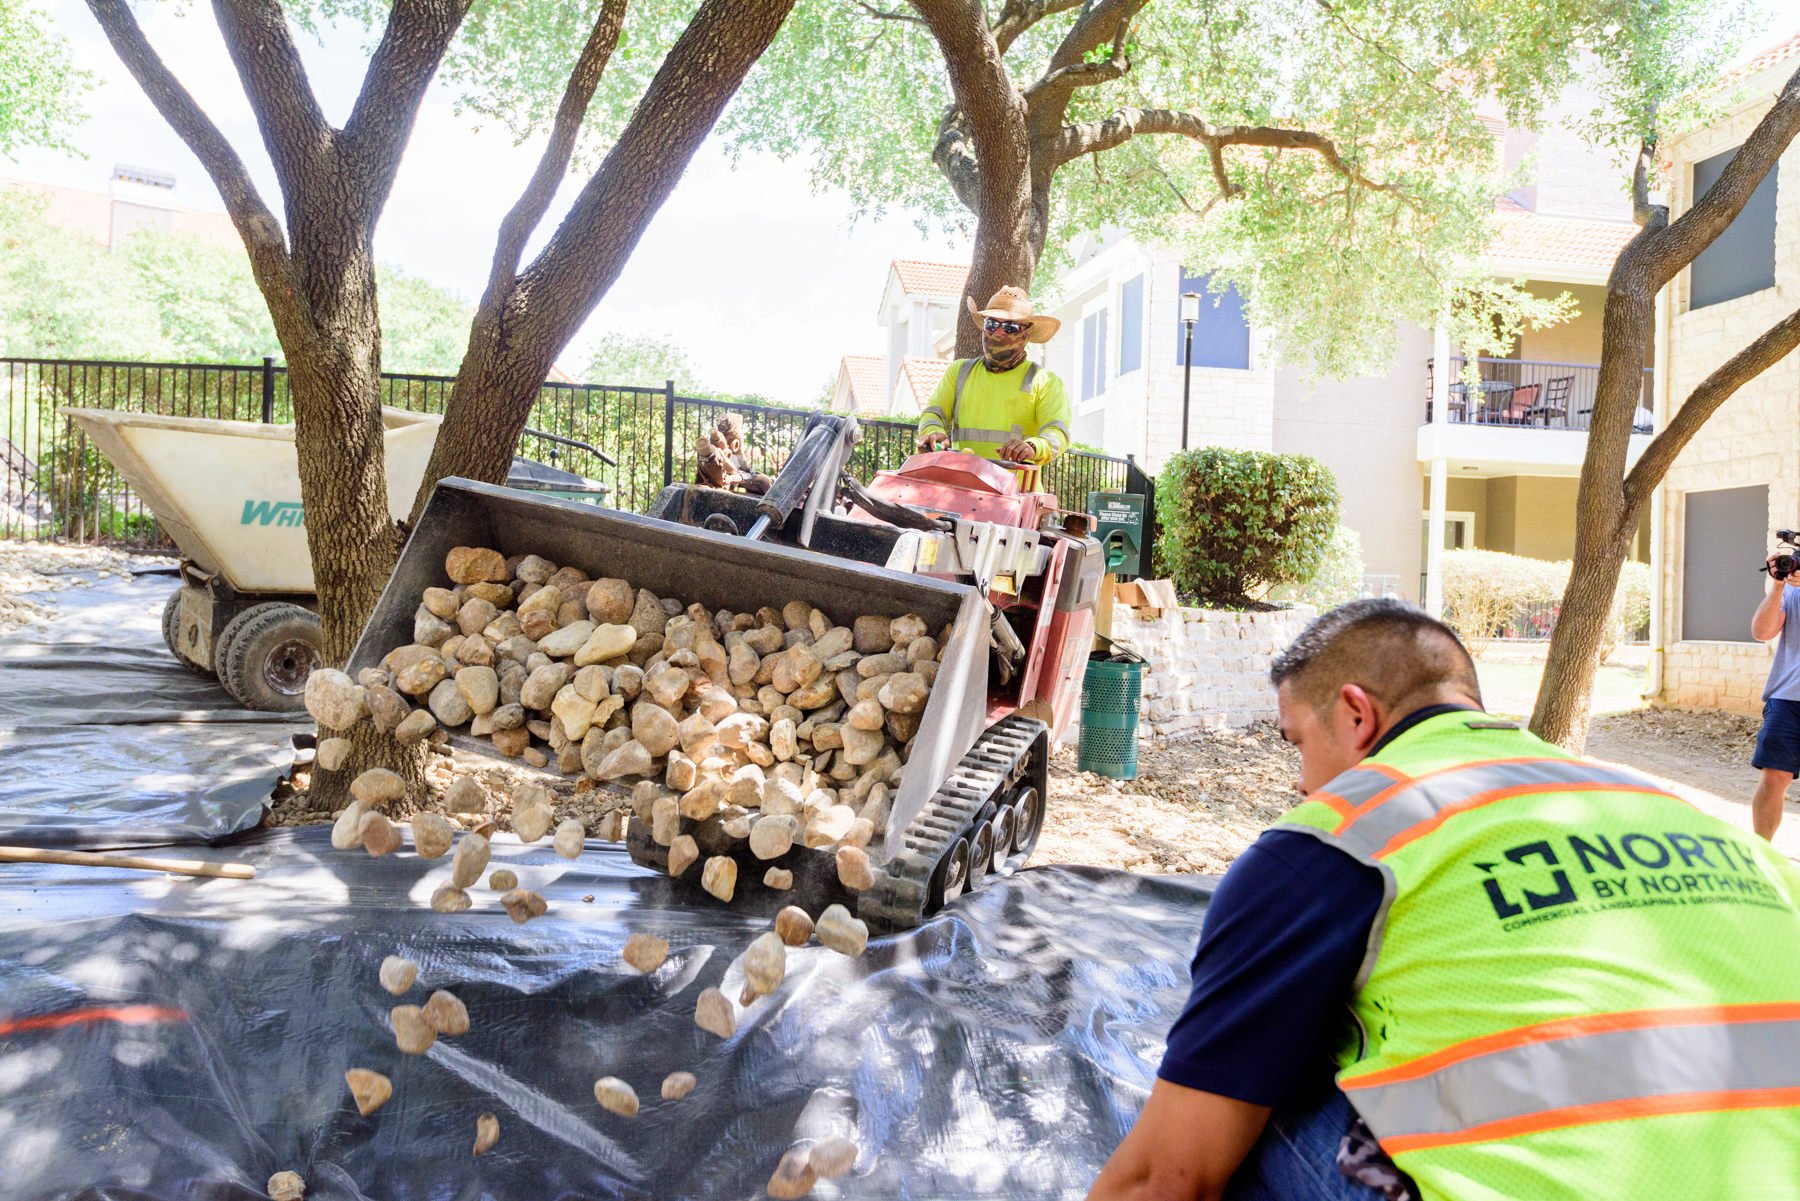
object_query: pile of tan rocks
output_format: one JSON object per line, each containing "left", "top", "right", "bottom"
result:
{"left": 305, "top": 546, "right": 947, "bottom": 898}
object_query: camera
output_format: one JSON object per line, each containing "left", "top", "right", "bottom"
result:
{"left": 1768, "top": 529, "right": 1800, "bottom": 580}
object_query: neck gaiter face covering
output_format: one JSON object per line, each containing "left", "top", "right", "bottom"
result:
{"left": 981, "top": 321, "right": 1031, "bottom": 373}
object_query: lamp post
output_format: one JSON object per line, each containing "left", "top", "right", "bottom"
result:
{"left": 1179, "top": 291, "right": 1200, "bottom": 450}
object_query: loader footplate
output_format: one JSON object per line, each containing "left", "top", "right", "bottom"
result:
{"left": 858, "top": 713, "right": 1048, "bottom": 930}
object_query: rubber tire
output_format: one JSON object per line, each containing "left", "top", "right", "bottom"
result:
{"left": 214, "top": 602, "right": 323, "bottom": 712}
{"left": 1006, "top": 785, "right": 1045, "bottom": 871}
{"left": 161, "top": 588, "right": 214, "bottom": 675}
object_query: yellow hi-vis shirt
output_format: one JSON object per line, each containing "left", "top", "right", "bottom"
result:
{"left": 917, "top": 358, "right": 1071, "bottom": 467}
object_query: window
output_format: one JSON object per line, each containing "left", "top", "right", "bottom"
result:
{"left": 1118, "top": 274, "right": 1144, "bottom": 376}
{"left": 1681, "top": 485, "right": 1768, "bottom": 642}
{"left": 1081, "top": 307, "right": 1109, "bottom": 402}
{"left": 1177, "top": 268, "right": 1250, "bottom": 369}
{"left": 1690, "top": 148, "right": 1778, "bottom": 309}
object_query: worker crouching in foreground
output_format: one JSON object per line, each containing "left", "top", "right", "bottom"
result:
{"left": 917, "top": 286, "right": 1071, "bottom": 467}
{"left": 1089, "top": 598, "right": 1800, "bottom": 1201}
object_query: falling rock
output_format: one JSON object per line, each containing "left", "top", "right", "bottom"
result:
{"left": 667, "top": 834, "right": 700, "bottom": 878}
{"left": 743, "top": 931, "right": 786, "bottom": 997}
{"left": 538, "top": 620, "right": 596, "bottom": 659}
{"left": 331, "top": 801, "right": 368, "bottom": 851}
{"left": 451, "top": 833, "right": 491, "bottom": 889}
{"left": 422, "top": 989, "right": 470, "bottom": 1036}
{"left": 304, "top": 668, "right": 366, "bottom": 730}
{"left": 701, "top": 855, "right": 738, "bottom": 903}
{"left": 594, "top": 1076, "right": 640, "bottom": 1116}
{"left": 594, "top": 739, "right": 654, "bottom": 781}
{"left": 749, "top": 815, "right": 799, "bottom": 860}
{"left": 597, "top": 809, "right": 628, "bottom": 841}
{"left": 445, "top": 546, "right": 506, "bottom": 584}
{"left": 359, "top": 812, "right": 402, "bottom": 857}
{"left": 775, "top": 905, "right": 814, "bottom": 946}
{"left": 394, "top": 709, "right": 437, "bottom": 746}
{"left": 267, "top": 1170, "right": 306, "bottom": 1201}
{"left": 816, "top": 904, "right": 870, "bottom": 957}
{"left": 622, "top": 932, "right": 669, "bottom": 973}
{"left": 473, "top": 1112, "right": 499, "bottom": 1156}
{"left": 665, "top": 750, "right": 698, "bottom": 793}
{"left": 694, "top": 987, "right": 736, "bottom": 1039}
{"left": 841, "top": 817, "right": 875, "bottom": 849}
{"left": 345, "top": 1068, "right": 393, "bottom": 1116}
{"left": 809, "top": 1136, "right": 858, "bottom": 1179}
{"left": 632, "top": 701, "right": 681, "bottom": 757}
{"left": 391, "top": 1004, "right": 437, "bottom": 1054}
{"left": 316, "top": 737, "right": 351, "bottom": 773}
{"left": 553, "top": 818, "right": 586, "bottom": 859}
{"left": 576, "top": 623, "right": 639, "bottom": 666}
{"left": 378, "top": 955, "right": 417, "bottom": 995}
{"left": 513, "top": 797, "right": 553, "bottom": 842}
{"left": 836, "top": 845, "right": 876, "bottom": 891}
{"left": 767, "top": 1147, "right": 817, "bottom": 1200}
{"left": 661, "top": 1071, "right": 697, "bottom": 1101}
{"left": 411, "top": 813, "right": 456, "bottom": 859}
{"left": 841, "top": 724, "right": 885, "bottom": 767}
{"left": 502, "top": 888, "right": 547, "bottom": 923}
{"left": 430, "top": 884, "right": 471, "bottom": 913}
{"left": 764, "top": 867, "right": 794, "bottom": 890}
{"left": 652, "top": 795, "right": 680, "bottom": 846}
{"left": 680, "top": 782, "right": 721, "bottom": 822}
{"left": 761, "top": 776, "right": 802, "bottom": 816}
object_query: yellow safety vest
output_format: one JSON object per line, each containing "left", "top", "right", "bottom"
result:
{"left": 917, "top": 358, "right": 1071, "bottom": 467}
{"left": 1279, "top": 711, "right": 1800, "bottom": 1201}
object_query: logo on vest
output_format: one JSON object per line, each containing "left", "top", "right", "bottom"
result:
{"left": 1477, "top": 831, "right": 1787, "bottom": 932}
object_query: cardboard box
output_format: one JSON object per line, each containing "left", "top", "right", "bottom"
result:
{"left": 1115, "top": 578, "right": 1178, "bottom": 615}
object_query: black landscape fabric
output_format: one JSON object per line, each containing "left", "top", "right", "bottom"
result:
{"left": 0, "top": 570, "right": 301, "bottom": 848}
{"left": 0, "top": 827, "right": 1210, "bottom": 1201}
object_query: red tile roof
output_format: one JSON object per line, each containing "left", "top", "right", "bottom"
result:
{"left": 895, "top": 357, "right": 951, "bottom": 413}
{"left": 890, "top": 259, "right": 968, "bottom": 300}
{"left": 1719, "top": 29, "right": 1800, "bottom": 89}
{"left": 1488, "top": 207, "right": 1638, "bottom": 274}
{"left": 837, "top": 354, "right": 888, "bottom": 416}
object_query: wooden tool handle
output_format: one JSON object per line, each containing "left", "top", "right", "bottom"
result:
{"left": 0, "top": 846, "right": 256, "bottom": 880}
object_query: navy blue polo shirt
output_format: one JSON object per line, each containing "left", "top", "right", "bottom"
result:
{"left": 1156, "top": 706, "right": 1475, "bottom": 1106}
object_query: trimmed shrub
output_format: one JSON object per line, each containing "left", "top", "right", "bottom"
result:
{"left": 1270, "top": 526, "right": 1366, "bottom": 611}
{"left": 1154, "top": 447, "right": 1339, "bottom": 606}
{"left": 1441, "top": 549, "right": 1651, "bottom": 659}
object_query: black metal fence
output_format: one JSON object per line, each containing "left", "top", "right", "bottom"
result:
{"left": 1, "top": 356, "right": 1153, "bottom": 550}
{"left": 1424, "top": 356, "right": 1656, "bottom": 433}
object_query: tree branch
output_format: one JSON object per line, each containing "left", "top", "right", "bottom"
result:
{"left": 83, "top": 0, "right": 308, "bottom": 338}
{"left": 1630, "top": 138, "right": 1668, "bottom": 229}
{"left": 1623, "top": 305, "right": 1800, "bottom": 508}
{"left": 933, "top": 112, "right": 984, "bottom": 209}
{"left": 991, "top": 0, "right": 1084, "bottom": 55}
{"left": 341, "top": 0, "right": 473, "bottom": 209}
{"left": 1041, "top": 0, "right": 1145, "bottom": 78}
{"left": 482, "top": 0, "right": 629, "bottom": 304}
{"left": 854, "top": 1, "right": 924, "bottom": 25}
{"left": 1054, "top": 108, "right": 1397, "bottom": 198}
{"left": 209, "top": 0, "right": 335, "bottom": 196}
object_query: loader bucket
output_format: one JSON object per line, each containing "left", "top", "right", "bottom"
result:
{"left": 346, "top": 479, "right": 991, "bottom": 867}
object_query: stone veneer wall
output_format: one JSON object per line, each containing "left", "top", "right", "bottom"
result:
{"left": 1102, "top": 603, "right": 1314, "bottom": 737}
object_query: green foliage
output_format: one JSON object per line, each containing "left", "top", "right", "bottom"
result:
{"left": 0, "top": 0, "right": 90, "bottom": 155}
{"left": 582, "top": 332, "right": 702, "bottom": 390}
{"left": 0, "top": 191, "right": 473, "bottom": 368}
{"left": 1153, "top": 446, "right": 1339, "bottom": 606}
{"left": 1270, "top": 525, "right": 1366, "bottom": 611}
{"left": 724, "top": 0, "right": 1750, "bottom": 378}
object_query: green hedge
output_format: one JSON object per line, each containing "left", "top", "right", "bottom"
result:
{"left": 1153, "top": 447, "right": 1340, "bottom": 606}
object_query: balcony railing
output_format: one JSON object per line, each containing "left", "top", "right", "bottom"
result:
{"left": 1424, "top": 357, "right": 1655, "bottom": 433}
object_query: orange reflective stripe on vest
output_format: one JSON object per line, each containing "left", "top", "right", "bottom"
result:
{"left": 1344, "top": 1002, "right": 1800, "bottom": 1153}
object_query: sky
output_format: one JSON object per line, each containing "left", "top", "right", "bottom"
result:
{"left": 3, "top": 1, "right": 972, "bottom": 404}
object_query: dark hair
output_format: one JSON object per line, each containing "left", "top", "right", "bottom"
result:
{"left": 1270, "top": 598, "right": 1481, "bottom": 713}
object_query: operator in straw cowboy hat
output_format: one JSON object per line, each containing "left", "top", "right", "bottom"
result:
{"left": 917, "top": 285, "right": 1072, "bottom": 467}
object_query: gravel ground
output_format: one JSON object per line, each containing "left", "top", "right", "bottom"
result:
{"left": 0, "top": 542, "right": 163, "bottom": 630}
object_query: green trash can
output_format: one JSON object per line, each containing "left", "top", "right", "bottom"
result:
{"left": 1079, "top": 653, "right": 1144, "bottom": 780}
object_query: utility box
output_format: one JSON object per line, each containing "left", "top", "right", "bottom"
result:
{"left": 1088, "top": 490, "right": 1147, "bottom": 577}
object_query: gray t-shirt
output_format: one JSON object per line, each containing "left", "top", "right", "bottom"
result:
{"left": 1764, "top": 586, "right": 1800, "bottom": 702}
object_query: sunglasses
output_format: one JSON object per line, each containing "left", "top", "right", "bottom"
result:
{"left": 983, "top": 318, "right": 1029, "bottom": 335}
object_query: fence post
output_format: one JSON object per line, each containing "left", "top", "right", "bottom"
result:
{"left": 662, "top": 379, "right": 676, "bottom": 487}
{"left": 261, "top": 356, "right": 275, "bottom": 423}
{"left": 1128, "top": 453, "right": 1158, "bottom": 572}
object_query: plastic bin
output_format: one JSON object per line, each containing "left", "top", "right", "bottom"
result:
{"left": 1078, "top": 655, "right": 1144, "bottom": 780}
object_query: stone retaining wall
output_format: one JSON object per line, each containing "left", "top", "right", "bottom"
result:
{"left": 1101, "top": 603, "right": 1314, "bottom": 738}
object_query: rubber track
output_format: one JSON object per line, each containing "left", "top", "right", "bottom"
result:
{"left": 858, "top": 713, "right": 1047, "bottom": 930}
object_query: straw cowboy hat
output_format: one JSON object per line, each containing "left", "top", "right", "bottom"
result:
{"left": 965, "top": 285, "right": 1060, "bottom": 343}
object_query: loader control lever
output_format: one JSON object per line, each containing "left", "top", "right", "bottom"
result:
{"left": 746, "top": 414, "right": 861, "bottom": 546}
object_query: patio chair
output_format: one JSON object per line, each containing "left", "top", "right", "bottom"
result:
{"left": 1493, "top": 383, "right": 1541, "bottom": 426}
{"left": 1527, "top": 375, "right": 1574, "bottom": 427}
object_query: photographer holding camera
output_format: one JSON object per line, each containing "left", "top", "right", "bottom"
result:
{"left": 1750, "top": 531, "right": 1800, "bottom": 838}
